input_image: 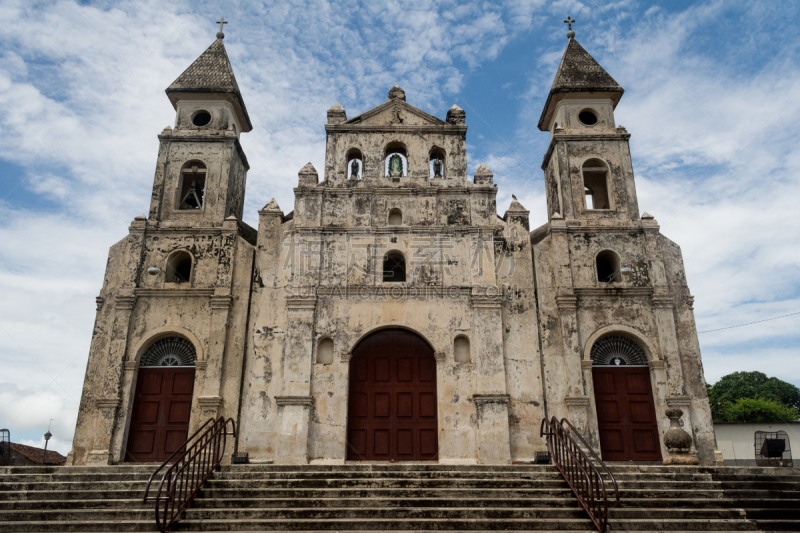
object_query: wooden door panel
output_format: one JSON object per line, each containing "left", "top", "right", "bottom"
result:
{"left": 347, "top": 329, "right": 438, "bottom": 461}
{"left": 593, "top": 366, "right": 661, "bottom": 462}
{"left": 125, "top": 367, "right": 195, "bottom": 462}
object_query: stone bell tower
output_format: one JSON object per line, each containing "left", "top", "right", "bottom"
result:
{"left": 148, "top": 34, "right": 253, "bottom": 225}
{"left": 538, "top": 34, "right": 640, "bottom": 222}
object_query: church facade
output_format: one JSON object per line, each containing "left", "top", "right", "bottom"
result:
{"left": 67, "top": 30, "right": 722, "bottom": 467}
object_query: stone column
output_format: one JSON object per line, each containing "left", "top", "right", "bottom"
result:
{"left": 556, "top": 292, "right": 588, "bottom": 425}
{"left": 648, "top": 359, "right": 670, "bottom": 458}
{"left": 87, "top": 291, "right": 136, "bottom": 466}
{"left": 274, "top": 296, "right": 316, "bottom": 464}
{"left": 580, "top": 359, "right": 601, "bottom": 450}
{"left": 471, "top": 293, "right": 511, "bottom": 464}
{"left": 193, "top": 290, "right": 232, "bottom": 425}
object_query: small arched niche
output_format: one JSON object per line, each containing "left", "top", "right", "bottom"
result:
{"left": 388, "top": 208, "right": 402, "bottom": 226}
{"left": 166, "top": 251, "right": 193, "bottom": 284}
{"left": 317, "top": 337, "right": 334, "bottom": 365}
{"left": 590, "top": 335, "right": 647, "bottom": 366}
{"left": 384, "top": 142, "right": 407, "bottom": 178}
{"left": 454, "top": 335, "right": 471, "bottom": 363}
{"left": 178, "top": 161, "right": 207, "bottom": 210}
{"left": 383, "top": 251, "right": 406, "bottom": 282}
{"left": 596, "top": 249, "right": 621, "bottom": 283}
{"left": 429, "top": 147, "right": 446, "bottom": 179}
{"left": 582, "top": 159, "right": 610, "bottom": 210}
{"left": 346, "top": 148, "right": 363, "bottom": 179}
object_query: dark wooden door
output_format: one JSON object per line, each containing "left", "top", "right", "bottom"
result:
{"left": 593, "top": 366, "right": 662, "bottom": 462}
{"left": 347, "top": 329, "right": 438, "bottom": 461}
{"left": 125, "top": 367, "right": 195, "bottom": 462}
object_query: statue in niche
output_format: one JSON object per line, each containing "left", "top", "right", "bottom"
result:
{"left": 388, "top": 154, "right": 403, "bottom": 177}
{"left": 432, "top": 158, "right": 442, "bottom": 178}
{"left": 350, "top": 158, "right": 360, "bottom": 179}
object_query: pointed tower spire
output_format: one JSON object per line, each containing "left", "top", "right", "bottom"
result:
{"left": 166, "top": 36, "right": 252, "bottom": 131}
{"left": 538, "top": 37, "right": 624, "bottom": 131}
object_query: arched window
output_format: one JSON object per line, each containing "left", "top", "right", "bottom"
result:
{"left": 596, "top": 250, "right": 620, "bottom": 283}
{"left": 583, "top": 159, "right": 610, "bottom": 210}
{"left": 454, "top": 335, "right": 471, "bottom": 363}
{"left": 140, "top": 336, "right": 197, "bottom": 367}
{"left": 429, "top": 147, "right": 446, "bottom": 178}
{"left": 383, "top": 251, "right": 406, "bottom": 282}
{"left": 347, "top": 148, "right": 363, "bottom": 179}
{"left": 178, "top": 161, "right": 207, "bottom": 210}
{"left": 317, "top": 337, "right": 334, "bottom": 365}
{"left": 590, "top": 336, "right": 647, "bottom": 366}
{"left": 166, "top": 251, "right": 193, "bottom": 283}
{"left": 388, "top": 208, "right": 402, "bottom": 226}
{"left": 384, "top": 142, "right": 407, "bottom": 178}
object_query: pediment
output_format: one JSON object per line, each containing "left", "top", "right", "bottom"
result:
{"left": 345, "top": 100, "right": 447, "bottom": 127}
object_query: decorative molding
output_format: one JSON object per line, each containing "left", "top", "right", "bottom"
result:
{"left": 434, "top": 351, "right": 445, "bottom": 363}
{"left": 115, "top": 296, "right": 136, "bottom": 311}
{"left": 666, "top": 395, "right": 692, "bottom": 408}
{"left": 469, "top": 296, "right": 503, "bottom": 309}
{"left": 574, "top": 287, "right": 654, "bottom": 298}
{"left": 580, "top": 359, "right": 594, "bottom": 370}
{"left": 652, "top": 295, "right": 674, "bottom": 309}
{"left": 275, "top": 396, "right": 314, "bottom": 407}
{"left": 210, "top": 296, "right": 233, "bottom": 310}
{"left": 565, "top": 396, "right": 590, "bottom": 407}
{"left": 556, "top": 295, "right": 577, "bottom": 310}
{"left": 134, "top": 288, "right": 214, "bottom": 298}
{"left": 197, "top": 396, "right": 223, "bottom": 409}
{"left": 648, "top": 360, "right": 666, "bottom": 370}
{"left": 194, "top": 360, "right": 208, "bottom": 370}
{"left": 95, "top": 397, "right": 121, "bottom": 410}
{"left": 123, "top": 360, "right": 138, "bottom": 372}
{"left": 686, "top": 295, "right": 695, "bottom": 310}
{"left": 472, "top": 394, "right": 510, "bottom": 406}
{"left": 95, "top": 296, "right": 104, "bottom": 311}
{"left": 286, "top": 296, "right": 317, "bottom": 310}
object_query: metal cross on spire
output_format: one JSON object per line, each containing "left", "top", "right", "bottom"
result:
{"left": 216, "top": 17, "right": 228, "bottom": 39}
{"left": 564, "top": 16, "right": 576, "bottom": 39}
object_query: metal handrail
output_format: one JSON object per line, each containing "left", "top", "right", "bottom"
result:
{"left": 559, "top": 417, "right": 620, "bottom": 508}
{"left": 143, "top": 417, "right": 236, "bottom": 532}
{"left": 541, "top": 416, "right": 617, "bottom": 532}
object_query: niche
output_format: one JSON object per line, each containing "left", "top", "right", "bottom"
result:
{"left": 346, "top": 148, "right": 363, "bottom": 179}
{"left": 388, "top": 208, "right": 402, "bottom": 226}
{"left": 429, "top": 147, "right": 446, "bottom": 178}
{"left": 384, "top": 142, "right": 407, "bottom": 177}
{"left": 317, "top": 337, "right": 334, "bottom": 365}
{"left": 454, "top": 335, "right": 471, "bottom": 363}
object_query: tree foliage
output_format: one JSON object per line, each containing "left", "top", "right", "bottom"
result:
{"left": 722, "top": 397, "right": 799, "bottom": 423}
{"left": 708, "top": 371, "right": 800, "bottom": 423}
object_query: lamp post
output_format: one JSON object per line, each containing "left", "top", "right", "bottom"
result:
{"left": 41, "top": 430, "right": 52, "bottom": 466}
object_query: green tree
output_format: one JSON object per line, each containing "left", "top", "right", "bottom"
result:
{"left": 722, "top": 398, "right": 799, "bottom": 423}
{"left": 708, "top": 371, "right": 800, "bottom": 423}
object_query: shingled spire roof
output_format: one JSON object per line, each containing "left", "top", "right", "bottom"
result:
{"left": 538, "top": 38, "right": 624, "bottom": 130}
{"left": 166, "top": 38, "right": 252, "bottom": 130}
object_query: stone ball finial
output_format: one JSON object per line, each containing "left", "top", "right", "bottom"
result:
{"left": 388, "top": 85, "right": 406, "bottom": 102}
{"left": 217, "top": 31, "right": 225, "bottom": 39}
{"left": 663, "top": 407, "right": 699, "bottom": 465}
{"left": 567, "top": 29, "right": 575, "bottom": 39}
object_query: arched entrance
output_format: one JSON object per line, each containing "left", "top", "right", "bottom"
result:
{"left": 125, "top": 337, "right": 196, "bottom": 462}
{"left": 346, "top": 329, "right": 438, "bottom": 461}
{"left": 591, "top": 336, "right": 662, "bottom": 462}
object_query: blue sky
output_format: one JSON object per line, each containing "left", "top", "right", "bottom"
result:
{"left": 1, "top": 0, "right": 799, "bottom": 454}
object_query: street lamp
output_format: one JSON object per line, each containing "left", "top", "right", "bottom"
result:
{"left": 41, "top": 429, "right": 52, "bottom": 466}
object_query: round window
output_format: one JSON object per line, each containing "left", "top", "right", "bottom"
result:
{"left": 192, "top": 111, "right": 212, "bottom": 127}
{"left": 578, "top": 110, "right": 598, "bottom": 126}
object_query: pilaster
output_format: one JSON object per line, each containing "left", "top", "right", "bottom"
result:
{"left": 472, "top": 394, "right": 512, "bottom": 464}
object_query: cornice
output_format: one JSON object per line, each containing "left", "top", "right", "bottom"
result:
{"left": 275, "top": 396, "right": 314, "bottom": 407}
{"left": 472, "top": 394, "right": 510, "bottom": 405}
{"left": 134, "top": 288, "right": 215, "bottom": 298}
{"left": 574, "top": 287, "right": 654, "bottom": 298}
{"left": 325, "top": 124, "right": 467, "bottom": 134}
{"left": 157, "top": 133, "right": 250, "bottom": 170}
{"left": 540, "top": 132, "right": 631, "bottom": 170}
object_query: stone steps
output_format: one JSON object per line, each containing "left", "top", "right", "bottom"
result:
{"left": 1, "top": 464, "right": 797, "bottom": 531}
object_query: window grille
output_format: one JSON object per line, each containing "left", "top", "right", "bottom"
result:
{"left": 140, "top": 337, "right": 197, "bottom": 367}
{"left": 590, "top": 336, "right": 647, "bottom": 366}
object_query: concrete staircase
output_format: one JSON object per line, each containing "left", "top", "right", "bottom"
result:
{"left": 0, "top": 463, "right": 798, "bottom": 532}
